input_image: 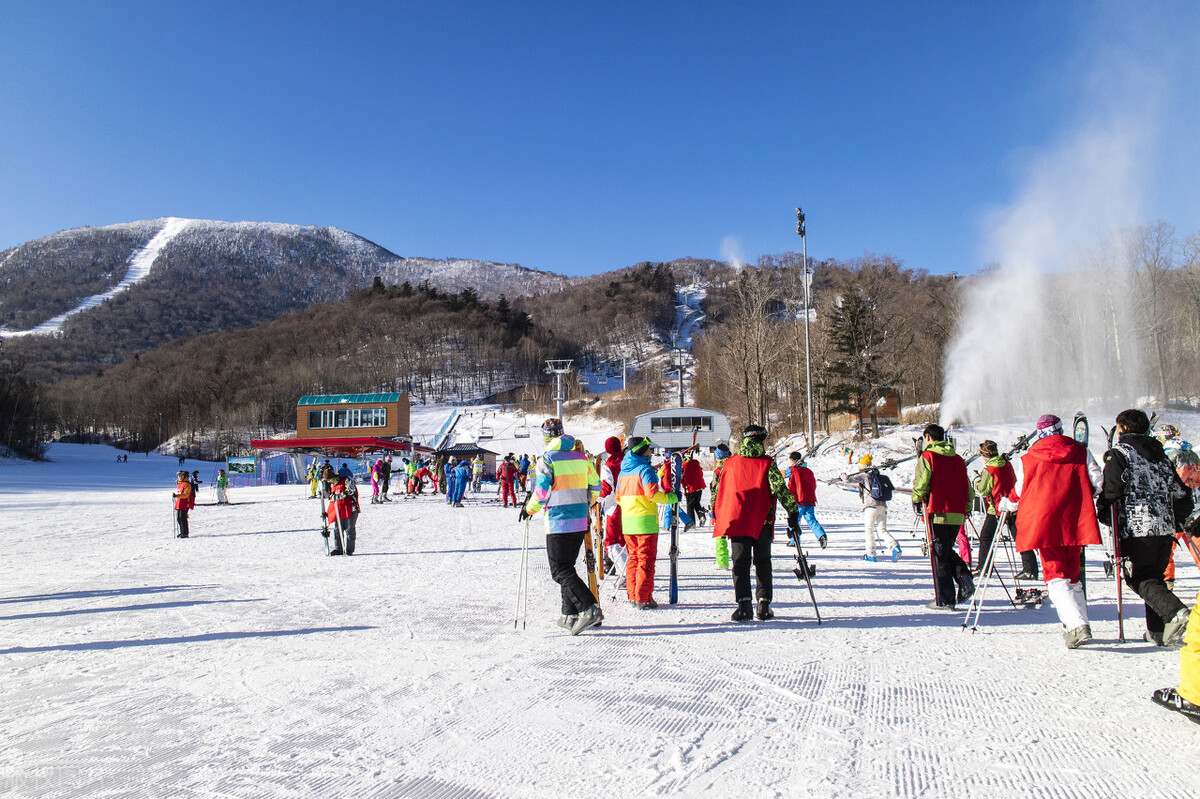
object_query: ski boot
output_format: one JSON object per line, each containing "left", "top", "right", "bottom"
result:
{"left": 1063, "top": 624, "right": 1093, "bottom": 649}
{"left": 557, "top": 614, "right": 578, "bottom": 630}
{"left": 1163, "top": 607, "right": 1190, "bottom": 647}
{"left": 891, "top": 544, "right": 902, "bottom": 562}
{"left": 1151, "top": 688, "right": 1200, "bottom": 724}
{"left": 731, "top": 600, "right": 754, "bottom": 622}
{"left": 756, "top": 600, "right": 774, "bottom": 621}
{"left": 570, "top": 604, "right": 603, "bottom": 635}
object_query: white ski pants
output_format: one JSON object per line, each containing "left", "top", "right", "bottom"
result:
{"left": 1047, "top": 578, "right": 1089, "bottom": 630}
{"left": 864, "top": 506, "right": 897, "bottom": 554}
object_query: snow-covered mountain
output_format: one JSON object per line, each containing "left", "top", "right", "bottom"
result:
{"left": 0, "top": 218, "right": 571, "bottom": 378}
{"left": 0, "top": 217, "right": 568, "bottom": 336}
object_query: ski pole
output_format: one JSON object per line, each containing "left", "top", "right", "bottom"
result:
{"left": 1112, "top": 503, "right": 1124, "bottom": 642}
{"left": 790, "top": 526, "right": 821, "bottom": 624}
{"left": 963, "top": 510, "right": 1012, "bottom": 630}
{"left": 922, "top": 504, "right": 942, "bottom": 606}
{"left": 514, "top": 517, "right": 531, "bottom": 629}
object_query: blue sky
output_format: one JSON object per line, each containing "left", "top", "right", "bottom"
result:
{"left": 2, "top": 1, "right": 1197, "bottom": 276}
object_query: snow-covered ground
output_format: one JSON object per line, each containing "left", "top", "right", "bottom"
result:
{"left": 0, "top": 218, "right": 191, "bottom": 338}
{"left": 2, "top": 428, "right": 1198, "bottom": 798}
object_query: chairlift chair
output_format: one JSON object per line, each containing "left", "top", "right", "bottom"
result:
{"left": 478, "top": 426, "right": 494, "bottom": 441}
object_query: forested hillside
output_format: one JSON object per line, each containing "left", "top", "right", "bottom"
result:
{"left": 46, "top": 263, "right": 681, "bottom": 455}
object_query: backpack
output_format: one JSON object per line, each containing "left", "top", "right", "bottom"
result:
{"left": 867, "top": 470, "right": 893, "bottom": 502}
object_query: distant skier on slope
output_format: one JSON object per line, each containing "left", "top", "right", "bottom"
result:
{"left": 1015, "top": 414, "right": 1102, "bottom": 649}
{"left": 519, "top": 418, "right": 602, "bottom": 634}
{"left": 215, "top": 468, "right": 229, "bottom": 505}
{"left": 172, "top": 469, "right": 194, "bottom": 538}
{"left": 911, "top": 424, "right": 975, "bottom": 611}
{"left": 497, "top": 454, "right": 519, "bottom": 507}
{"left": 1096, "top": 409, "right": 1194, "bottom": 647}
{"left": 326, "top": 471, "right": 361, "bottom": 556}
{"left": 711, "top": 425, "right": 800, "bottom": 622}
{"left": 450, "top": 458, "right": 470, "bottom": 507}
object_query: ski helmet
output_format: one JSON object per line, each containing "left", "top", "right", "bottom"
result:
{"left": 743, "top": 424, "right": 767, "bottom": 441}
{"left": 1158, "top": 424, "right": 1180, "bottom": 440}
{"left": 628, "top": 436, "right": 652, "bottom": 455}
{"left": 858, "top": 453, "right": 873, "bottom": 466}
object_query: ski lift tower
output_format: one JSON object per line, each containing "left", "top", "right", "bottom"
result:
{"left": 545, "top": 359, "right": 573, "bottom": 420}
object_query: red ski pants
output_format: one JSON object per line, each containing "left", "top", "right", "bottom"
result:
{"left": 499, "top": 479, "right": 516, "bottom": 507}
{"left": 625, "top": 533, "right": 658, "bottom": 603}
{"left": 1039, "top": 544, "right": 1083, "bottom": 583}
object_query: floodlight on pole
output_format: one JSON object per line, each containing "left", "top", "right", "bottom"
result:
{"left": 796, "top": 207, "right": 814, "bottom": 449}
{"left": 545, "top": 359, "right": 573, "bottom": 420}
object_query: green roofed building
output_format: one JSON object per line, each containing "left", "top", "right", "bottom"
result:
{"left": 297, "top": 393, "right": 410, "bottom": 440}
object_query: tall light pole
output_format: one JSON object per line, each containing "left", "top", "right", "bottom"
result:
{"left": 796, "top": 207, "right": 814, "bottom": 448}
{"left": 545, "top": 359, "right": 573, "bottom": 420}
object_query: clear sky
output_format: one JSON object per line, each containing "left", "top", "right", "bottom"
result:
{"left": 2, "top": 1, "right": 1197, "bottom": 277}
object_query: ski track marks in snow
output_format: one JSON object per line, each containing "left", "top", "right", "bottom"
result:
{"left": 0, "top": 217, "right": 191, "bottom": 338}
{"left": 1, "top": 442, "right": 1199, "bottom": 798}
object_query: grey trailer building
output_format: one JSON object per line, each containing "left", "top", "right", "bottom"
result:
{"left": 629, "top": 407, "right": 732, "bottom": 452}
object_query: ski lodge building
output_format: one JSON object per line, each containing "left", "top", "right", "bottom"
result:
{"left": 252, "top": 392, "right": 429, "bottom": 459}
{"left": 629, "top": 407, "right": 732, "bottom": 452}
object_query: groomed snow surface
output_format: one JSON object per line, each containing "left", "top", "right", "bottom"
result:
{"left": 2, "top": 436, "right": 1198, "bottom": 798}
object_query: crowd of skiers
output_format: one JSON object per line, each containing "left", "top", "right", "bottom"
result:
{"left": 169, "top": 407, "right": 1200, "bottom": 725}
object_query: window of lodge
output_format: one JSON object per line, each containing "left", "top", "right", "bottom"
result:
{"left": 308, "top": 408, "right": 388, "bottom": 429}
{"left": 649, "top": 416, "right": 713, "bottom": 433}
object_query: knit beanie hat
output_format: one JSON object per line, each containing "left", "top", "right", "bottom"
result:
{"left": 1036, "top": 414, "right": 1063, "bottom": 435}
{"left": 714, "top": 442, "right": 732, "bottom": 461}
{"left": 604, "top": 436, "right": 623, "bottom": 457}
{"left": 979, "top": 440, "right": 998, "bottom": 458}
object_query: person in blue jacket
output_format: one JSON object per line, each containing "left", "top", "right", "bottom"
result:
{"left": 451, "top": 459, "right": 471, "bottom": 507}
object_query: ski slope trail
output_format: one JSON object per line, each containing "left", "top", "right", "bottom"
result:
{"left": 0, "top": 217, "right": 191, "bottom": 338}
{"left": 0, "top": 443, "right": 1197, "bottom": 797}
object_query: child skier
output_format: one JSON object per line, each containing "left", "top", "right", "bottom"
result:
{"left": 785, "top": 451, "right": 828, "bottom": 549}
{"left": 215, "top": 468, "right": 229, "bottom": 505}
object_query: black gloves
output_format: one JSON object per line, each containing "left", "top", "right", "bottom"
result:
{"left": 518, "top": 504, "right": 531, "bottom": 522}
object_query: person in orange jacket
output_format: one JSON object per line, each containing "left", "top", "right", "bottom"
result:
{"left": 172, "top": 469, "right": 194, "bottom": 538}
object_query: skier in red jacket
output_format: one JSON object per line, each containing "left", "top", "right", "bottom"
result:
{"left": 712, "top": 425, "right": 801, "bottom": 622}
{"left": 681, "top": 454, "right": 708, "bottom": 527}
{"left": 326, "top": 474, "right": 361, "bottom": 556}
{"left": 497, "top": 454, "right": 519, "bottom": 507}
{"left": 786, "top": 451, "right": 828, "bottom": 549}
{"left": 1016, "top": 414, "right": 1102, "bottom": 648}
{"left": 598, "top": 436, "right": 627, "bottom": 578}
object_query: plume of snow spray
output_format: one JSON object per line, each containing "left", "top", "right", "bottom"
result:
{"left": 721, "top": 235, "right": 746, "bottom": 272}
{"left": 940, "top": 82, "right": 1157, "bottom": 426}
